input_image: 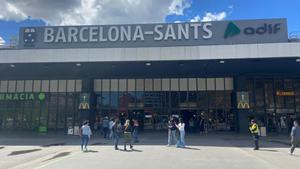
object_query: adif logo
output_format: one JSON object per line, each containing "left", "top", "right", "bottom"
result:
{"left": 224, "top": 22, "right": 281, "bottom": 39}
{"left": 224, "top": 22, "right": 240, "bottom": 39}
{"left": 23, "top": 28, "right": 36, "bottom": 46}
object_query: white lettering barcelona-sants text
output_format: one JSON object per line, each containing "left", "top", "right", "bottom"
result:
{"left": 43, "top": 23, "right": 213, "bottom": 43}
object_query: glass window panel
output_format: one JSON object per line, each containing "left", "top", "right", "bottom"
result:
{"left": 162, "top": 79, "right": 170, "bottom": 91}
{"left": 119, "top": 79, "right": 127, "bottom": 91}
{"left": 94, "top": 79, "right": 102, "bottom": 92}
{"left": 25, "top": 80, "right": 33, "bottom": 92}
{"left": 170, "top": 78, "right": 179, "bottom": 91}
{"left": 136, "top": 79, "right": 144, "bottom": 91}
{"left": 197, "top": 78, "right": 206, "bottom": 91}
{"left": 67, "top": 80, "right": 75, "bottom": 92}
{"left": 128, "top": 79, "right": 135, "bottom": 91}
{"left": 102, "top": 79, "right": 110, "bottom": 92}
{"left": 171, "top": 92, "right": 179, "bottom": 107}
{"left": 111, "top": 79, "right": 118, "bottom": 92}
{"left": 216, "top": 78, "right": 225, "bottom": 91}
{"left": 188, "top": 78, "right": 197, "bottom": 91}
{"left": 8, "top": 80, "right": 16, "bottom": 92}
{"left": 75, "top": 80, "right": 82, "bottom": 92}
{"left": 208, "top": 91, "right": 216, "bottom": 107}
{"left": 275, "top": 79, "right": 284, "bottom": 108}
{"left": 216, "top": 91, "right": 225, "bottom": 107}
{"left": 206, "top": 78, "right": 215, "bottom": 91}
{"left": 295, "top": 80, "right": 300, "bottom": 108}
{"left": 0, "top": 80, "right": 8, "bottom": 93}
{"left": 111, "top": 92, "right": 119, "bottom": 108}
{"left": 41, "top": 80, "right": 49, "bottom": 92}
{"left": 50, "top": 80, "right": 58, "bottom": 92}
{"left": 58, "top": 80, "right": 67, "bottom": 92}
{"left": 225, "top": 77, "right": 234, "bottom": 90}
{"left": 179, "top": 78, "right": 188, "bottom": 91}
{"left": 284, "top": 79, "right": 294, "bottom": 108}
{"left": 264, "top": 80, "right": 274, "bottom": 108}
{"left": 16, "top": 80, "right": 24, "bottom": 92}
{"left": 153, "top": 79, "right": 161, "bottom": 91}
{"left": 255, "top": 80, "right": 265, "bottom": 108}
{"left": 145, "top": 79, "right": 153, "bottom": 91}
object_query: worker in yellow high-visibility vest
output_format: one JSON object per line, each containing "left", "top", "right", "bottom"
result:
{"left": 249, "top": 119, "right": 260, "bottom": 150}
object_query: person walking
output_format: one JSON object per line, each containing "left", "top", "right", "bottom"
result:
{"left": 176, "top": 118, "right": 186, "bottom": 148}
{"left": 80, "top": 121, "right": 92, "bottom": 152}
{"left": 123, "top": 119, "right": 133, "bottom": 151}
{"left": 167, "top": 117, "right": 177, "bottom": 146}
{"left": 132, "top": 118, "right": 140, "bottom": 143}
{"left": 112, "top": 119, "right": 123, "bottom": 150}
{"left": 290, "top": 120, "right": 300, "bottom": 155}
{"left": 109, "top": 118, "right": 115, "bottom": 140}
{"left": 102, "top": 116, "right": 109, "bottom": 139}
{"left": 249, "top": 119, "right": 260, "bottom": 150}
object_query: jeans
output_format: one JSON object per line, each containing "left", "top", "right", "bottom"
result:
{"left": 168, "top": 130, "right": 177, "bottom": 145}
{"left": 103, "top": 127, "right": 109, "bottom": 138}
{"left": 81, "top": 135, "right": 89, "bottom": 150}
{"left": 291, "top": 138, "right": 300, "bottom": 154}
{"left": 124, "top": 132, "right": 133, "bottom": 150}
{"left": 133, "top": 127, "right": 139, "bottom": 142}
{"left": 177, "top": 130, "right": 185, "bottom": 147}
{"left": 252, "top": 133, "right": 259, "bottom": 150}
{"left": 113, "top": 133, "right": 120, "bottom": 149}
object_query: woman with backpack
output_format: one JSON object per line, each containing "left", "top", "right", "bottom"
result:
{"left": 123, "top": 119, "right": 133, "bottom": 151}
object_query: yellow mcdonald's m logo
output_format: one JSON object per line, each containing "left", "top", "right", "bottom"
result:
{"left": 79, "top": 102, "right": 90, "bottom": 110}
{"left": 237, "top": 101, "right": 250, "bottom": 109}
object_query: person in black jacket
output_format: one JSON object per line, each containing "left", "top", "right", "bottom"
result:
{"left": 167, "top": 117, "right": 178, "bottom": 146}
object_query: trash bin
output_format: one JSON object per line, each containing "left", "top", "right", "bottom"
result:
{"left": 260, "top": 126, "right": 267, "bottom": 137}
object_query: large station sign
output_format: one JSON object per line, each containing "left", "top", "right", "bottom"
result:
{"left": 19, "top": 18, "right": 288, "bottom": 49}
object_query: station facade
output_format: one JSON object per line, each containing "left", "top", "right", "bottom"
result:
{"left": 0, "top": 18, "right": 300, "bottom": 134}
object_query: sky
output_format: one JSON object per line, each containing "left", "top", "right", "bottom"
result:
{"left": 0, "top": 0, "right": 300, "bottom": 45}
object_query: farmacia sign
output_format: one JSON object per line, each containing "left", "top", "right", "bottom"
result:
{"left": 0, "top": 93, "right": 46, "bottom": 101}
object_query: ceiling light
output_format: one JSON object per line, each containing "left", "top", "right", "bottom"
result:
{"left": 219, "top": 60, "right": 225, "bottom": 64}
{"left": 10, "top": 64, "right": 15, "bottom": 68}
{"left": 296, "top": 58, "right": 300, "bottom": 62}
{"left": 145, "top": 62, "right": 151, "bottom": 66}
{"left": 76, "top": 63, "right": 81, "bottom": 66}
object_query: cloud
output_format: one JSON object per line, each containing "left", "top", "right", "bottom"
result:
{"left": 201, "top": 12, "right": 227, "bottom": 22}
{"left": 168, "top": 0, "right": 192, "bottom": 15}
{"left": 0, "top": 36, "right": 5, "bottom": 45}
{"left": 190, "top": 11, "right": 227, "bottom": 22}
{"left": 190, "top": 15, "right": 201, "bottom": 22}
{"left": 0, "top": 0, "right": 191, "bottom": 25}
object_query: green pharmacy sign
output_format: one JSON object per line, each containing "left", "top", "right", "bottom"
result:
{"left": 0, "top": 93, "right": 46, "bottom": 101}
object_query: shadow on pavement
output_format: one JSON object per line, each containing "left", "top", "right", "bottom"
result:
{"left": 182, "top": 146, "right": 200, "bottom": 150}
{"left": 8, "top": 149, "right": 42, "bottom": 156}
{"left": 0, "top": 146, "right": 4, "bottom": 149}
{"left": 84, "top": 150, "right": 98, "bottom": 153}
{"left": 118, "top": 148, "right": 143, "bottom": 152}
{"left": 43, "top": 152, "right": 71, "bottom": 162}
{"left": 258, "top": 149, "right": 279, "bottom": 152}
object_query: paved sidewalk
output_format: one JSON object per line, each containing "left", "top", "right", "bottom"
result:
{"left": 0, "top": 132, "right": 298, "bottom": 169}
